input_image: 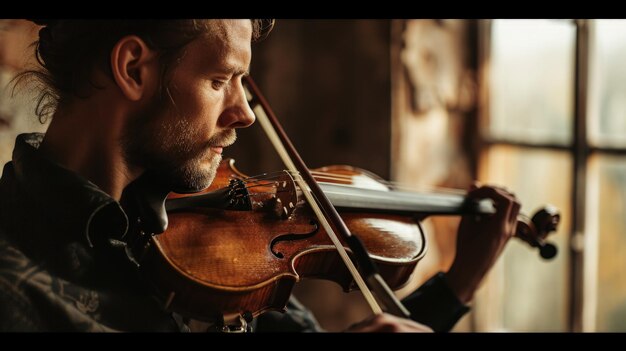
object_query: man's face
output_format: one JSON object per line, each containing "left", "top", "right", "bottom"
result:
{"left": 123, "top": 20, "right": 255, "bottom": 192}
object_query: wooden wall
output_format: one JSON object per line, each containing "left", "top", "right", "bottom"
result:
{"left": 390, "top": 19, "right": 478, "bottom": 331}
{"left": 228, "top": 19, "right": 392, "bottom": 179}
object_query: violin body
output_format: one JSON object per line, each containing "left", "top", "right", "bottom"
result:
{"left": 137, "top": 159, "right": 426, "bottom": 322}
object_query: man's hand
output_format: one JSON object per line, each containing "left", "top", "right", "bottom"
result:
{"left": 345, "top": 313, "right": 433, "bottom": 332}
{"left": 445, "top": 183, "right": 521, "bottom": 303}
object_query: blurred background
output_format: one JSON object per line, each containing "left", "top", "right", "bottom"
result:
{"left": 1, "top": 19, "right": 624, "bottom": 332}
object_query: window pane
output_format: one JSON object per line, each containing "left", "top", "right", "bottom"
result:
{"left": 589, "top": 20, "right": 626, "bottom": 147}
{"left": 591, "top": 156, "right": 626, "bottom": 331}
{"left": 489, "top": 20, "right": 575, "bottom": 145}
{"left": 480, "top": 145, "right": 572, "bottom": 331}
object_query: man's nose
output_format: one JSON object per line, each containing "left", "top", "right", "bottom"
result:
{"left": 220, "top": 82, "right": 256, "bottom": 129}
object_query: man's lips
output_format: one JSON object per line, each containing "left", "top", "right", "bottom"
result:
{"left": 209, "top": 142, "right": 233, "bottom": 155}
{"left": 208, "top": 131, "right": 236, "bottom": 156}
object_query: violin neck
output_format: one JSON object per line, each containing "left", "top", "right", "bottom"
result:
{"left": 318, "top": 183, "right": 496, "bottom": 216}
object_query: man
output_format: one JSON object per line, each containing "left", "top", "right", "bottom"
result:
{"left": 0, "top": 19, "right": 520, "bottom": 332}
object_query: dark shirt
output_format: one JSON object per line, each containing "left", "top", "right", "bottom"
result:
{"left": 0, "top": 133, "right": 468, "bottom": 332}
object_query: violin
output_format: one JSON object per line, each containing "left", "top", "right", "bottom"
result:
{"left": 123, "top": 77, "right": 560, "bottom": 331}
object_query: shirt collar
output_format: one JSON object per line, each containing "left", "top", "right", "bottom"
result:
{"left": 11, "top": 133, "right": 129, "bottom": 248}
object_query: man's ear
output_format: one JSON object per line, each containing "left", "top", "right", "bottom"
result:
{"left": 110, "top": 35, "right": 158, "bottom": 101}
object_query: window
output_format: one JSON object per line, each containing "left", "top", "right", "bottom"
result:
{"left": 477, "top": 19, "right": 626, "bottom": 332}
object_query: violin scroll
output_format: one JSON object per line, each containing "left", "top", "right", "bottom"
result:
{"left": 515, "top": 205, "right": 560, "bottom": 260}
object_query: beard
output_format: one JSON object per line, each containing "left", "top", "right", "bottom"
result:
{"left": 121, "top": 96, "right": 236, "bottom": 193}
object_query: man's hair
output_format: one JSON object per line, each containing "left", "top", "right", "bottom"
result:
{"left": 15, "top": 19, "right": 274, "bottom": 122}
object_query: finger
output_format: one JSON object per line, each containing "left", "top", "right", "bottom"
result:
{"left": 497, "top": 188, "right": 520, "bottom": 228}
{"left": 507, "top": 199, "right": 522, "bottom": 236}
{"left": 509, "top": 197, "right": 521, "bottom": 222}
{"left": 467, "top": 185, "right": 516, "bottom": 210}
{"left": 482, "top": 184, "right": 515, "bottom": 198}
{"left": 467, "top": 186, "right": 517, "bottom": 223}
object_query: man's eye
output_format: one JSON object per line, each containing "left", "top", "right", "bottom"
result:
{"left": 212, "top": 80, "right": 226, "bottom": 90}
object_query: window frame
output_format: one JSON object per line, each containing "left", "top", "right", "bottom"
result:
{"left": 477, "top": 19, "right": 626, "bottom": 332}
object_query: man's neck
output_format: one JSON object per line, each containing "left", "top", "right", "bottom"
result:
{"left": 38, "top": 101, "right": 141, "bottom": 201}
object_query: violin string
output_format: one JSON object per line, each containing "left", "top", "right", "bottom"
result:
{"left": 311, "top": 178, "right": 465, "bottom": 196}
{"left": 239, "top": 174, "right": 467, "bottom": 197}
{"left": 242, "top": 176, "right": 287, "bottom": 184}
{"left": 241, "top": 171, "right": 305, "bottom": 185}
{"left": 309, "top": 170, "right": 427, "bottom": 188}
{"left": 309, "top": 170, "right": 459, "bottom": 192}
{"left": 244, "top": 182, "right": 283, "bottom": 189}
{"left": 246, "top": 188, "right": 295, "bottom": 193}
{"left": 238, "top": 168, "right": 466, "bottom": 195}
{"left": 247, "top": 192, "right": 286, "bottom": 196}
{"left": 242, "top": 171, "right": 294, "bottom": 181}
{"left": 309, "top": 171, "right": 469, "bottom": 195}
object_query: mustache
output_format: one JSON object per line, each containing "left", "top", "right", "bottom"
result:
{"left": 207, "top": 129, "right": 237, "bottom": 148}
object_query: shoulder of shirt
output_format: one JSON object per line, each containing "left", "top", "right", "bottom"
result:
{"left": 0, "top": 235, "right": 47, "bottom": 330}
{"left": 0, "top": 235, "right": 41, "bottom": 300}
{"left": 0, "top": 234, "right": 48, "bottom": 300}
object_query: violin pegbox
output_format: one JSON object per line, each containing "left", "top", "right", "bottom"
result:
{"left": 514, "top": 205, "right": 560, "bottom": 260}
